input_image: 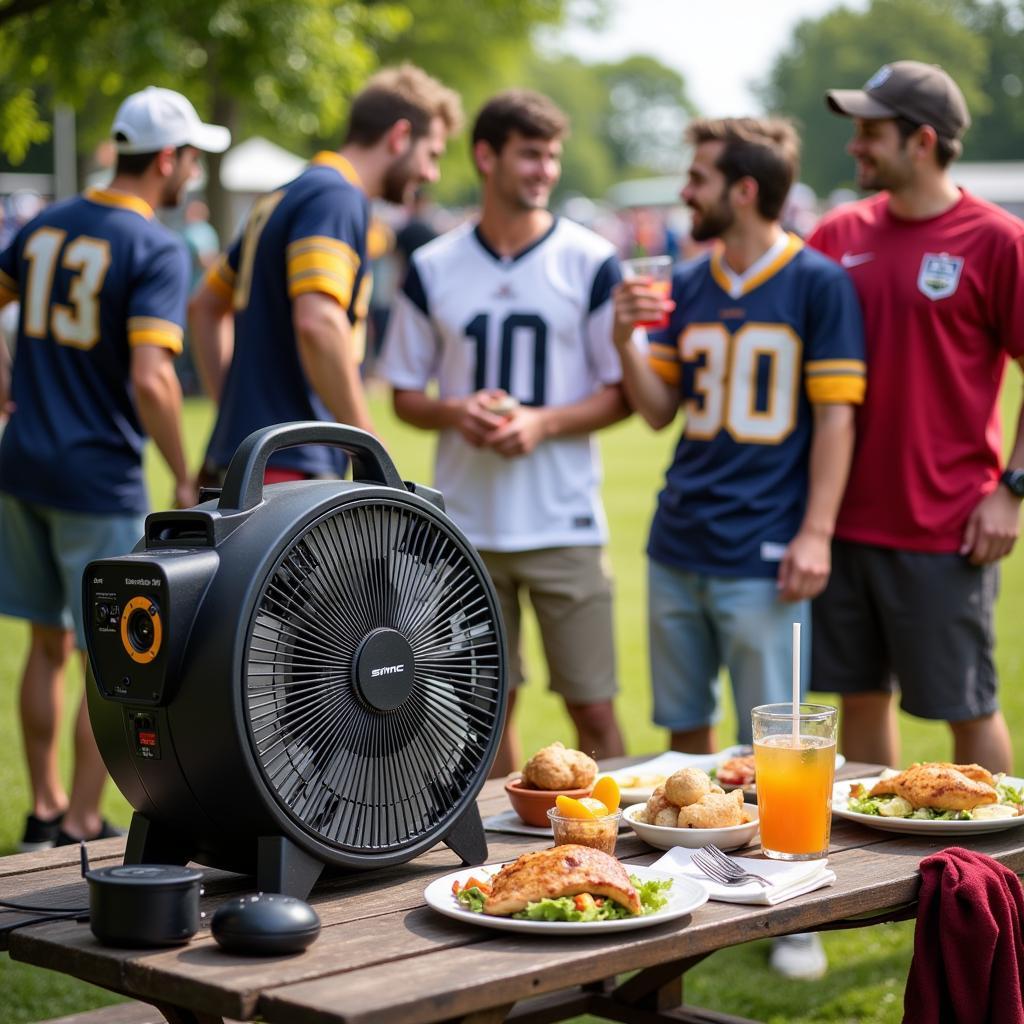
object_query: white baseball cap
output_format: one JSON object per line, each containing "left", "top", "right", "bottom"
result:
{"left": 112, "top": 87, "right": 231, "bottom": 155}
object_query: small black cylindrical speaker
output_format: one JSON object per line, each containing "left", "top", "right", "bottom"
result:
{"left": 86, "top": 864, "right": 203, "bottom": 947}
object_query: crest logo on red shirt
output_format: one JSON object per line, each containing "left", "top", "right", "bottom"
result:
{"left": 917, "top": 253, "right": 963, "bottom": 301}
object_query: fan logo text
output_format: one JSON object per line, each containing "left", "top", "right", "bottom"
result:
{"left": 371, "top": 664, "right": 405, "bottom": 677}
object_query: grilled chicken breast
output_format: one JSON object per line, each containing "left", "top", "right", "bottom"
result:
{"left": 483, "top": 845, "right": 642, "bottom": 916}
{"left": 869, "top": 762, "right": 998, "bottom": 811}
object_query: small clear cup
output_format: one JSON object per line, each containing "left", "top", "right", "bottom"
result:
{"left": 621, "top": 255, "right": 673, "bottom": 329}
{"left": 546, "top": 807, "right": 621, "bottom": 856}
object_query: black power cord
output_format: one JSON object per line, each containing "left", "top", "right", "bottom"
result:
{"left": 1, "top": 841, "right": 92, "bottom": 931}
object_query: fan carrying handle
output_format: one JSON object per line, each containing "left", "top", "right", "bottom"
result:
{"left": 218, "top": 421, "right": 406, "bottom": 512}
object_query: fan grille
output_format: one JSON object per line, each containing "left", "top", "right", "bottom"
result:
{"left": 244, "top": 497, "right": 503, "bottom": 851}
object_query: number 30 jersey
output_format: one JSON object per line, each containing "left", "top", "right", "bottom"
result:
{"left": 0, "top": 188, "right": 189, "bottom": 514}
{"left": 647, "top": 234, "right": 866, "bottom": 578}
{"left": 379, "top": 217, "right": 624, "bottom": 551}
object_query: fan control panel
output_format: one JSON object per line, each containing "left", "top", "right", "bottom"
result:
{"left": 86, "top": 564, "right": 169, "bottom": 705}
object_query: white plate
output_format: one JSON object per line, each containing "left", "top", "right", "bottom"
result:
{"left": 609, "top": 748, "right": 846, "bottom": 803}
{"left": 423, "top": 862, "right": 708, "bottom": 934}
{"left": 607, "top": 748, "right": 750, "bottom": 805}
{"left": 483, "top": 809, "right": 628, "bottom": 838}
{"left": 623, "top": 802, "right": 760, "bottom": 852}
{"left": 831, "top": 775, "right": 1024, "bottom": 835}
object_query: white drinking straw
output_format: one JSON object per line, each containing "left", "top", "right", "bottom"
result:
{"left": 792, "top": 621, "right": 801, "bottom": 744}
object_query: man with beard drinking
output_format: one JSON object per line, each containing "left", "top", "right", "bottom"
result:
{"left": 191, "top": 64, "right": 462, "bottom": 481}
{"left": 612, "top": 116, "right": 866, "bottom": 979}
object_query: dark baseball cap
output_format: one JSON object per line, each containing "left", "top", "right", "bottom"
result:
{"left": 826, "top": 60, "right": 970, "bottom": 140}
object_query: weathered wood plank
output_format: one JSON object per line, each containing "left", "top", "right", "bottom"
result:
{"left": 254, "top": 836, "right": 1024, "bottom": 1024}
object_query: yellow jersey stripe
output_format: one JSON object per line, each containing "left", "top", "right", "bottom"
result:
{"left": 711, "top": 234, "right": 804, "bottom": 298}
{"left": 287, "top": 236, "right": 359, "bottom": 267}
{"left": 806, "top": 376, "right": 866, "bottom": 404}
{"left": 310, "top": 151, "right": 364, "bottom": 189}
{"left": 128, "top": 316, "right": 180, "bottom": 333}
{"left": 129, "top": 328, "right": 184, "bottom": 353}
{"left": 648, "top": 352, "right": 681, "bottom": 387}
{"left": 649, "top": 341, "right": 679, "bottom": 362}
{"left": 0, "top": 282, "right": 18, "bottom": 308}
{"left": 288, "top": 272, "right": 353, "bottom": 308}
{"left": 805, "top": 359, "right": 867, "bottom": 375}
{"left": 127, "top": 317, "right": 183, "bottom": 338}
{"left": 204, "top": 266, "right": 234, "bottom": 303}
{"left": 287, "top": 250, "right": 355, "bottom": 279}
{"left": 84, "top": 187, "right": 154, "bottom": 220}
{"left": 0, "top": 267, "right": 17, "bottom": 292}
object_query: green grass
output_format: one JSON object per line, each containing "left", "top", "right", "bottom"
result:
{"left": 3, "top": 381, "right": 1024, "bottom": 1022}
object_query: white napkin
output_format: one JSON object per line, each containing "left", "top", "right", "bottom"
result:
{"left": 652, "top": 847, "right": 836, "bottom": 906}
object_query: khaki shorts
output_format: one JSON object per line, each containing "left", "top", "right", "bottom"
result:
{"left": 479, "top": 546, "right": 618, "bottom": 705}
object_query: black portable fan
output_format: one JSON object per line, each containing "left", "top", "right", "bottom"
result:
{"left": 84, "top": 422, "right": 508, "bottom": 898}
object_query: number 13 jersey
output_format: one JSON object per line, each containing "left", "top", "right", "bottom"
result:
{"left": 647, "top": 234, "right": 866, "bottom": 578}
{"left": 379, "top": 217, "right": 624, "bottom": 551}
{"left": 0, "top": 188, "right": 189, "bottom": 514}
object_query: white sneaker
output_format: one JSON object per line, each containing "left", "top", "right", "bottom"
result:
{"left": 770, "top": 933, "right": 827, "bottom": 980}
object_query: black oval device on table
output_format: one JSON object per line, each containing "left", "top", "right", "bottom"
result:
{"left": 211, "top": 893, "right": 321, "bottom": 955}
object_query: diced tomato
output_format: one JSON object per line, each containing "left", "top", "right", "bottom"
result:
{"left": 573, "top": 893, "right": 597, "bottom": 912}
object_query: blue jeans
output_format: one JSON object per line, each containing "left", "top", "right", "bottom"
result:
{"left": 648, "top": 559, "right": 810, "bottom": 745}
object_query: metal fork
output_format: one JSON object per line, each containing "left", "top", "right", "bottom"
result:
{"left": 692, "top": 845, "right": 772, "bottom": 887}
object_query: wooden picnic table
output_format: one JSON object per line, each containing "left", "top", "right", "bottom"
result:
{"left": 4, "top": 759, "right": 1024, "bottom": 1024}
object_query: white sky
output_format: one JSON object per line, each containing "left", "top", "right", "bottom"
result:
{"left": 548, "top": 0, "right": 863, "bottom": 116}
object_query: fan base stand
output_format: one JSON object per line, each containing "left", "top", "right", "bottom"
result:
{"left": 257, "top": 834, "right": 323, "bottom": 899}
{"left": 123, "top": 812, "right": 194, "bottom": 867}
{"left": 443, "top": 801, "right": 488, "bottom": 866}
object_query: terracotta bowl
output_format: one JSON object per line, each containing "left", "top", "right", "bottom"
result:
{"left": 504, "top": 776, "right": 592, "bottom": 828}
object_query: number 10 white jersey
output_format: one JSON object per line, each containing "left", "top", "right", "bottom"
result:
{"left": 378, "top": 217, "right": 625, "bottom": 551}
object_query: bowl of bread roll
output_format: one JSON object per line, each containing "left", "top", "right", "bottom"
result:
{"left": 623, "top": 766, "right": 759, "bottom": 851}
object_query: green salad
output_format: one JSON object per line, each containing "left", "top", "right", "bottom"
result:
{"left": 846, "top": 776, "right": 1024, "bottom": 821}
{"left": 455, "top": 874, "right": 673, "bottom": 922}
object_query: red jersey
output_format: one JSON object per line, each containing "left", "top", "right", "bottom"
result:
{"left": 809, "top": 190, "right": 1024, "bottom": 552}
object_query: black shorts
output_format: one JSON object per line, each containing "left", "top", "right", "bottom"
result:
{"left": 811, "top": 540, "right": 999, "bottom": 721}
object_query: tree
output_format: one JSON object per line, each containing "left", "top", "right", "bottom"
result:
{"left": 0, "top": 0, "right": 408, "bottom": 234}
{"left": 593, "top": 55, "right": 696, "bottom": 178}
{"left": 957, "top": 0, "right": 1024, "bottom": 160}
{"left": 370, "top": 0, "right": 598, "bottom": 204}
{"left": 760, "top": 0, "right": 987, "bottom": 194}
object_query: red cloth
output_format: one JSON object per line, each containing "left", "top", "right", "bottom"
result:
{"left": 903, "top": 846, "right": 1024, "bottom": 1024}
{"left": 263, "top": 467, "right": 311, "bottom": 484}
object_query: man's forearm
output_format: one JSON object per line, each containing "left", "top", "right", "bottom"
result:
{"left": 613, "top": 335, "right": 678, "bottom": 430}
{"left": 392, "top": 389, "right": 466, "bottom": 430}
{"left": 801, "top": 403, "right": 856, "bottom": 538}
{"left": 189, "top": 285, "right": 234, "bottom": 403}
{"left": 134, "top": 363, "right": 190, "bottom": 487}
{"left": 296, "top": 319, "right": 375, "bottom": 435}
{"left": 1003, "top": 360, "right": 1024, "bottom": 472}
{"left": 540, "top": 383, "right": 629, "bottom": 438}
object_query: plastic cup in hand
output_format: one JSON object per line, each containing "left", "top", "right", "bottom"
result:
{"left": 752, "top": 703, "right": 837, "bottom": 861}
{"left": 621, "top": 255, "right": 672, "bottom": 329}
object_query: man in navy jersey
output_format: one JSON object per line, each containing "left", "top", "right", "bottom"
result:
{"left": 0, "top": 87, "right": 229, "bottom": 849}
{"left": 190, "top": 64, "right": 462, "bottom": 483}
{"left": 379, "top": 90, "right": 630, "bottom": 775}
{"left": 613, "top": 118, "right": 866, "bottom": 978}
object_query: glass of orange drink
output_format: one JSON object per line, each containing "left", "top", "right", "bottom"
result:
{"left": 752, "top": 703, "right": 837, "bottom": 861}
{"left": 621, "top": 255, "right": 673, "bottom": 329}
